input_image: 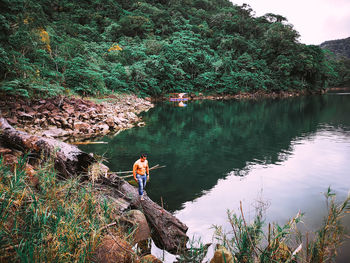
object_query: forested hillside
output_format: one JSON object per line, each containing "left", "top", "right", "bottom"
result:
{"left": 0, "top": 0, "right": 337, "bottom": 98}
{"left": 320, "top": 37, "right": 350, "bottom": 87}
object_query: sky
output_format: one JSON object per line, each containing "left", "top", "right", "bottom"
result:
{"left": 232, "top": 0, "right": 350, "bottom": 45}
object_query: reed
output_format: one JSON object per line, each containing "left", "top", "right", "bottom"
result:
{"left": 0, "top": 155, "right": 129, "bottom": 262}
{"left": 212, "top": 188, "right": 350, "bottom": 263}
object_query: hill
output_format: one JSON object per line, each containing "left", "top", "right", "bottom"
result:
{"left": 0, "top": 0, "right": 336, "bottom": 98}
{"left": 320, "top": 37, "right": 350, "bottom": 59}
{"left": 320, "top": 37, "right": 350, "bottom": 86}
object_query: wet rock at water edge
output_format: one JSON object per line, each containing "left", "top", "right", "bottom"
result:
{"left": 119, "top": 210, "right": 151, "bottom": 245}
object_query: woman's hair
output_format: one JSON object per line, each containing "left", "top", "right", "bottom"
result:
{"left": 140, "top": 153, "right": 147, "bottom": 158}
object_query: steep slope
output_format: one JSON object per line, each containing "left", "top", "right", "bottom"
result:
{"left": 320, "top": 37, "right": 350, "bottom": 59}
{"left": 0, "top": 0, "right": 335, "bottom": 97}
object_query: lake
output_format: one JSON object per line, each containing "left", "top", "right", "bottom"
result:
{"left": 80, "top": 91, "right": 350, "bottom": 262}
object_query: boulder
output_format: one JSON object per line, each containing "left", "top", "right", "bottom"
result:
{"left": 73, "top": 122, "right": 90, "bottom": 132}
{"left": 6, "top": 117, "right": 18, "bottom": 125}
{"left": 17, "top": 111, "right": 33, "bottom": 119}
{"left": 97, "top": 124, "right": 110, "bottom": 135}
{"left": 121, "top": 210, "right": 151, "bottom": 245}
{"left": 210, "top": 245, "right": 234, "bottom": 263}
{"left": 126, "top": 112, "right": 137, "bottom": 120}
{"left": 93, "top": 235, "right": 135, "bottom": 263}
{"left": 0, "top": 148, "right": 12, "bottom": 154}
{"left": 105, "top": 117, "right": 116, "bottom": 128}
{"left": 113, "top": 116, "right": 122, "bottom": 125}
{"left": 137, "top": 122, "right": 146, "bottom": 127}
{"left": 42, "top": 128, "right": 68, "bottom": 138}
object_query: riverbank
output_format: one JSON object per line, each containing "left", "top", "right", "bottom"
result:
{"left": 0, "top": 90, "right": 314, "bottom": 142}
{"left": 154, "top": 89, "right": 325, "bottom": 102}
{"left": 0, "top": 94, "right": 154, "bottom": 142}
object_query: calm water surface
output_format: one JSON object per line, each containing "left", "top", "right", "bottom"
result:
{"left": 80, "top": 93, "right": 350, "bottom": 262}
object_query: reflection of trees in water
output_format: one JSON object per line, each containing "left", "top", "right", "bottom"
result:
{"left": 81, "top": 95, "right": 350, "bottom": 211}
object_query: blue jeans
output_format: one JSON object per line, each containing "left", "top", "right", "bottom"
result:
{"left": 136, "top": 174, "right": 147, "bottom": 196}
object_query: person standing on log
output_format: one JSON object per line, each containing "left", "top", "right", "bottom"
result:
{"left": 133, "top": 153, "right": 149, "bottom": 200}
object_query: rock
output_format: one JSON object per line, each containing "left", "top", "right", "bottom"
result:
{"left": 80, "top": 113, "right": 90, "bottom": 120}
{"left": 140, "top": 254, "right": 162, "bottom": 263}
{"left": 73, "top": 122, "right": 90, "bottom": 133}
{"left": 3, "top": 154, "right": 18, "bottom": 165}
{"left": 63, "top": 105, "right": 74, "bottom": 115}
{"left": 121, "top": 210, "right": 151, "bottom": 245}
{"left": 25, "top": 164, "right": 39, "bottom": 188}
{"left": 93, "top": 235, "right": 135, "bottom": 263}
{"left": 48, "top": 118, "right": 56, "bottom": 125}
{"left": 97, "top": 124, "right": 110, "bottom": 135}
{"left": 42, "top": 128, "right": 68, "bottom": 138}
{"left": 60, "top": 118, "right": 69, "bottom": 128}
{"left": 105, "top": 117, "right": 116, "bottom": 128}
{"left": 0, "top": 148, "right": 12, "bottom": 154}
{"left": 17, "top": 111, "right": 33, "bottom": 119}
{"left": 126, "top": 112, "right": 137, "bottom": 120}
{"left": 42, "top": 110, "right": 50, "bottom": 116}
{"left": 137, "top": 122, "right": 146, "bottom": 127}
{"left": 210, "top": 245, "right": 234, "bottom": 263}
{"left": 6, "top": 117, "right": 18, "bottom": 125}
{"left": 34, "top": 118, "right": 41, "bottom": 125}
{"left": 112, "top": 116, "right": 122, "bottom": 125}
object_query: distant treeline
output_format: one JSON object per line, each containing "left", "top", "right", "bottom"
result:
{"left": 0, "top": 0, "right": 344, "bottom": 97}
{"left": 320, "top": 37, "right": 350, "bottom": 87}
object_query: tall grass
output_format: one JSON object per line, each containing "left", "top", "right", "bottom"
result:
{"left": 0, "top": 155, "right": 119, "bottom": 262}
{"left": 212, "top": 189, "right": 350, "bottom": 263}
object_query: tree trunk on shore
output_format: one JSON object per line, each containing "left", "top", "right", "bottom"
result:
{"left": 101, "top": 175, "right": 189, "bottom": 254}
{"left": 0, "top": 118, "right": 95, "bottom": 176}
{"left": 0, "top": 117, "right": 188, "bottom": 254}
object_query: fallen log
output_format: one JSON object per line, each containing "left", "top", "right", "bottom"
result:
{"left": 0, "top": 117, "right": 189, "bottom": 253}
{"left": 0, "top": 117, "right": 95, "bottom": 176}
{"left": 101, "top": 175, "right": 188, "bottom": 254}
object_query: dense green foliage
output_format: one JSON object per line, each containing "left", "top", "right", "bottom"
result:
{"left": 0, "top": 0, "right": 336, "bottom": 97}
{"left": 320, "top": 37, "right": 350, "bottom": 87}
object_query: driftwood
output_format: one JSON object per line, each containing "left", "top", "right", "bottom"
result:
{"left": 71, "top": 141, "right": 108, "bottom": 145}
{"left": 101, "top": 175, "right": 188, "bottom": 254}
{"left": 0, "top": 117, "right": 188, "bottom": 254}
{"left": 0, "top": 118, "right": 95, "bottom": 176}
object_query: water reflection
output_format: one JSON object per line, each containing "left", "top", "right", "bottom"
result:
{"left": 80, "top": 94, "right": 350, "bottom": 213}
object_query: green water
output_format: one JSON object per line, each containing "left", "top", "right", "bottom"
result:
{"left": 80, "top": 93, "right": 350, "bottom": 261}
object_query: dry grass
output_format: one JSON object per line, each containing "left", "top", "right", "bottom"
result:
{"left": 212, "top": 189, "right": 350, "bottom": 263}
{"left": 0, "top": 155, "right": 132, "bottom": 262}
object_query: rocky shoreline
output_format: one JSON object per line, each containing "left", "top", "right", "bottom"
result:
{"left": 0, "top": 90, "right": 324, "bottom": 142}
{"left": 0, "top": 94, "right": 154, "bottom": 142}
{"left": 156, "top": 89, "right": 325, "bottom": 102}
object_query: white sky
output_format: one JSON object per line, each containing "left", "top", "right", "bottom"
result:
{"left": 232, "top": 0, "right": 350, "bottom": 45}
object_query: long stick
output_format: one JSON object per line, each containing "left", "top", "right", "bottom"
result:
{"left": 114, "top": 164, "right": 160, "bottom": 174}
{"left": 114, "top": 165, "right": 166, "bottom": 179}
{"left": 71, "top": 141, "right": 108, "bottom": 145}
